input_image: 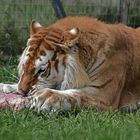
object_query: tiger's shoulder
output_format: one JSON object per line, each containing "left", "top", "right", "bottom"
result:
{"left": 52, "top": 16, "right": 136, "bottom": 62}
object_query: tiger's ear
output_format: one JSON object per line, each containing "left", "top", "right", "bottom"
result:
{"left": 30, "top": 20, "right": 42, "bottom": 35}
{"left": 63, "top": 28, "right": 80, "bottom": 47}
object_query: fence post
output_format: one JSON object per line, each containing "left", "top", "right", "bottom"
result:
{"left": 118, "top": 0, "right": 129, "bottom": 24}
{"left": 49, "top": 0, "right": 66, "bottom": 19}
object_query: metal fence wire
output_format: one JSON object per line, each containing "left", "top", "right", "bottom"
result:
{"left": 0, "top": 0, "right": 140, "bottom": 57}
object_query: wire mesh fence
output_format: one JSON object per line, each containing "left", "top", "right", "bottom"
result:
{"left": 0, "top": 0, "right": 140, "bottom": 61}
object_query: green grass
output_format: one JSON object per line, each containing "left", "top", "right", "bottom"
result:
{"left": 0, "top": 109, "right": 140, "bottom": 140}
{"left": 1, "top": 59, "right": 140, "bottom": 140}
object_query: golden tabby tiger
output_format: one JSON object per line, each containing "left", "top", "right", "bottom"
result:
{"left": 1, "top": 16, "right": 140, "bottom": 112}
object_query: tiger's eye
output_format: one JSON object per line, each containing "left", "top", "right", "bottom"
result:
{"left": 28, "top": 47, "right": 34, "bottom": 52}
{"left": 40, "top": 50, "right": 46, "bottom": 56}
{"left": 31, "top": 67, "right": 36, "bottom": 73}
{"left": 38, "top": 69, "right": 45, "bottom": 74}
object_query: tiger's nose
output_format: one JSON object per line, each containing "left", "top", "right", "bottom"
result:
{"left": 18, "top": 89, "right": 29, "bottom": 97}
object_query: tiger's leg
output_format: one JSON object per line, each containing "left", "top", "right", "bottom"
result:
{"left": 0, "top": 83, "right": 18, "bottom": 93}
{"left": 30, "top": 83, "right": 124, "bottom": 113}
{"left": 119, "top": 84, "right": 140, "bottom": 112}
{"left": 119, "top": 93, "right": 139, "bottom": 112}
{"left": 30, "top": 88, "right": 108, "bottom": 113}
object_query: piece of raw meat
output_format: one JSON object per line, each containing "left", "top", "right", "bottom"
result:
{"left": 0, "top": 92, "right": 29, "bottom": 111}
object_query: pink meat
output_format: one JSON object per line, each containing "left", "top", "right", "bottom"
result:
{"left": 0, "top": 93, "right": 29, "bottom": 111}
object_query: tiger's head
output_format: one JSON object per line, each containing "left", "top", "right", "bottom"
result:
{"left": 18, "top": 20, "right": 81, "bottom": 95}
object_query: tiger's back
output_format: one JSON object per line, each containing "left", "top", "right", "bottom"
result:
{"left": 52, "top": 16, "right": 140, "bottom": 82}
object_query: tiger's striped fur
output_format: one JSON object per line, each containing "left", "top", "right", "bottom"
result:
{"left": 1, "top": 16, "right": 140, "bottom": 113}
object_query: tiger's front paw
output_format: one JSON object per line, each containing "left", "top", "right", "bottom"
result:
{"left": 30, "top": 88, "right": 72, "bottom": 113}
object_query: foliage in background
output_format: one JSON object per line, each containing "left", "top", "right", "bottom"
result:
{"left": 0, "top": 57, "right": 18, "bottom": 83}
{"left": 0, "top": 2, "right": 27, "bottom": 64}
{"left": 127, "top": 0, "right": 140, "bottom": 27}
{"left": 0, "top": 0, "right": 56, "bottom": 64}
{"left": 0, "top": 20, "right": 25, "bottom": 57}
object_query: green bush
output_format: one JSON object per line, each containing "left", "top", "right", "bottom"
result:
{"left": 0, "top": 20, "right": 26, "bottom": 55}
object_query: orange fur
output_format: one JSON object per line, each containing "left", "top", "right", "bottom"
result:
{"left": 18, "top": 16, "right": 140, "bottom": 112}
